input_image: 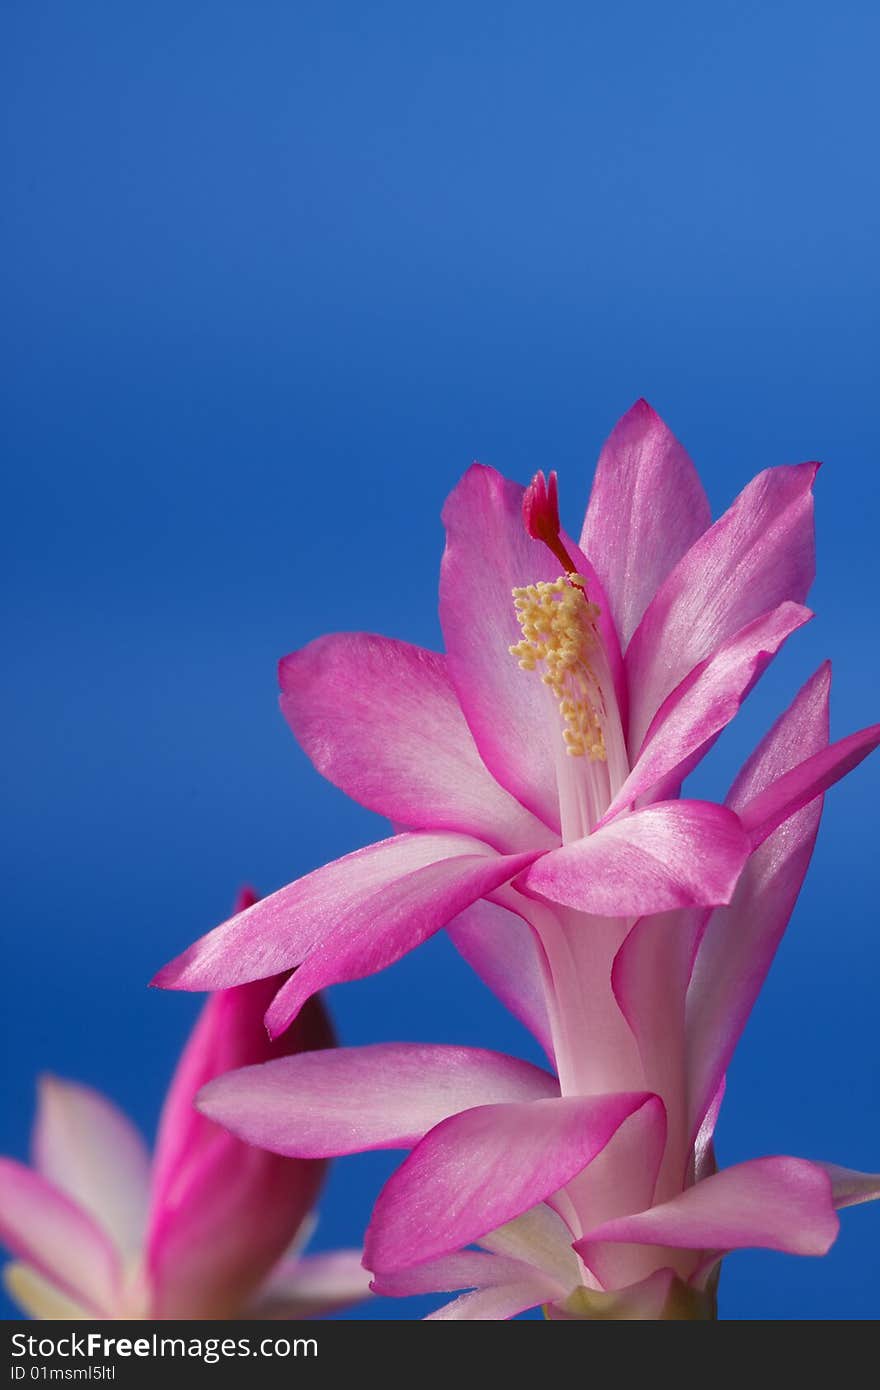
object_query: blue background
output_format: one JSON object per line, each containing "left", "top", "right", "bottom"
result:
{"left": 2, "top": 2, "right": 878, "bottom": 1320}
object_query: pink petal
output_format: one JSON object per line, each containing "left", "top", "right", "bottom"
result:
{"left": 439, "top": 464, "right": 625, "bottom": 830}
{"left": 364, "top": 1092, "right": 659, "bottom": 1273}
{"left": 520, "top": 801, "right": 749, "bottom": 916}
{"left": 32, "top": 1076, "right": 151, "bottom": 1256}
{"left": 686, "top": 665, "right": 830, "bottom": 1140}
{"left": 150, "top": 977, "right": 332, "bottom": 1213}
{"left": 738, "top": 721, "right": 880, "bottom": 848}
{"left": 727, "top": 663, "right": 832, "bottom": 808}
{"left": 578, "top": 1156, "right": 839, "bottom": 1256}
{"left": 147, "top": 1131, "right": 322, "bottom": 1318}
{"left": 439, "top": 463, "right": 565, "bottom": 829}
{"left": 817, "top": 1163, "right": 880, "bottom": 1210}
{"left": 603, "top": 602, "right": 812, "bottom": 820}
{"left": 579, "top": 399, "right": 711, "bottom": 648}
{"left": 568, "top": 1099, "right": 672, "bottom": 1292}
{"left": 263, "top": 845, "right": 540, "bottom": 1036}
{"left": 248, "top": 1251, "right": 372, "bottom": 1318}
{"left": 0, "top": 1158, "right": 121, "bottom": 1314}
{"left": 495, "top": 890, "right": 642, "bottom": 1099}
{"left": 154, "top": 831, "right": 536, "bottom": 998}
{"left": 147, "top": 976, "right": 333, "bottom": 1319}
{"left": 611, "top": 909, "right": 703, "bottom": 1200}
{"left": 447, "top": 898, "right": 554, "bottom": 1062}
{"left": 426, "top": 1279, "right": 557, "bottom": 1320}
{"left": 279, "top": 634, "right": 549, "bottom": 853}
{"left": 197, "top": 1044, "right": 558, "bottom": 1156}
{"left": 625, "top": 461, "right": 817, "bottom": 754}
{"left": 693, "top": 1079, "right": 726, "bottom": 1183}
{"left": 569, "top": 1096, "right": 668, "bottom": 1236}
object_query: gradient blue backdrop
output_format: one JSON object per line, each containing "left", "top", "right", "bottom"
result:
{"left": 2, "top": 2, "right": 878, "bottom": 1320}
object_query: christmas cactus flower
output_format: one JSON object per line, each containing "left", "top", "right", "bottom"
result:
{"left": 158, "top": 403, "right": 880, "bottom": 1317}
{"left": 0, "top": 891, "right": 370, "bottom": 1320}
{"left": 156, "top": 401, "right": 878, "bottom": 1042}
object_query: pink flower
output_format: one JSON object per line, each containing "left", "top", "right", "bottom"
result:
{"left": 156, "top": 400, "right": 878, "bottom": 1042}
{"left": 160, "top": 403, "right": 880, "bottom": 1317}
{"left": 0, "top": 890, "right": 370, "bottom": 1320}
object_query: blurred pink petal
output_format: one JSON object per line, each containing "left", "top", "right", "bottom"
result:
{"left": 3, "top": 888, "right": 369, "bottom": 1322}
{"left": 246, "top": 1251, "right": 372, "bottom": 1319}
{"left": 3, "top": 1263, "right": 89, "bottom": 1320}
{"left": 0, "top": 1158, "right": 121, "bottom": 1314}
{"left": 146, "top": 979, "right": 332, "bottom": 1318}
{"left": 33, "top": 1075, "right": 151, "bottom": 1255}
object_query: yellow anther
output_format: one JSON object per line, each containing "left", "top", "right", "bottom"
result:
{"left": 509, "top": 575, "right": 607, "bottom": 761}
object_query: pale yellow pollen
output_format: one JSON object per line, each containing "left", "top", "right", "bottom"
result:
{"left": 509, "top": 575, "right": 607, "bottom": 761}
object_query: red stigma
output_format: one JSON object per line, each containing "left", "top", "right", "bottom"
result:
{"left": 522, "top": 470, "right": 578, "bottom": 573}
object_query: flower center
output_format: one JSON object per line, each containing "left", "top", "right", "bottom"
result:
{"left": 510, "top": 574, "right": 607, "bottom": 762}
{"left": 514, "top": 468, "right": 629, "bottom": 838}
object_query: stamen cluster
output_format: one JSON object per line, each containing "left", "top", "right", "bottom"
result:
{"left": 510, "top": 575, "right": 607, "bottom": 760}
